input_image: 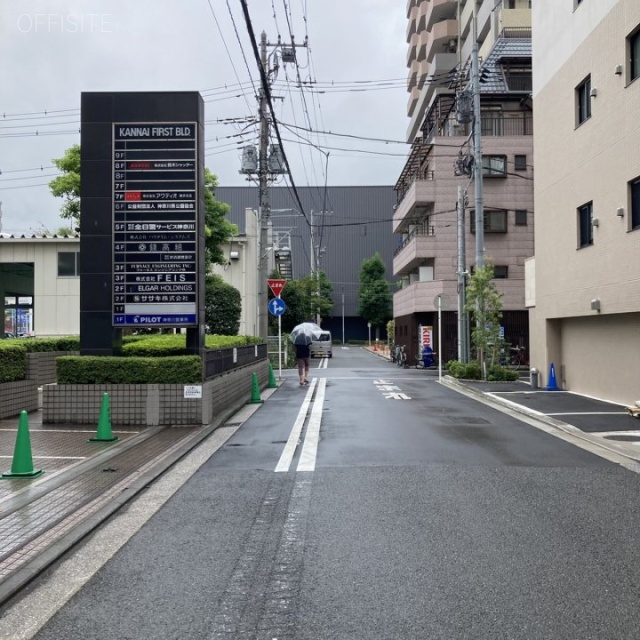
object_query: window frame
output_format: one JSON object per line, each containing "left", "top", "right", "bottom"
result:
{"left": 470, "top": 209, "right": 508, "bottom": 234}
{"left": 630, "top": 27, "right": 640, "bottom": 83}
{"left": 514, "top": 209, "right": 528, "bottom": 226}
{"left": 493, "top": 265, "right": 509, "bottom": 279}
{"left": 630, "top": 176, "right": 640, "bottom": 231}
{"left": 514, "top": 155, "right": 527, "bottom": 171}
{"left": 577, "top": 202, "right": 594, "bottom": 249}
{"left": 57, "top": 251, "right": 80, "bottom": 277}
{"left": 482, "top": 155, "right": 508, "bottom": 178}
{"left": 576, "top": 75, "right": 592, "bottom": 126}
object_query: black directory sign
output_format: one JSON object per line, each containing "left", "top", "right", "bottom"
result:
{"left": 112, "top": 123, "right": 198, "bottom": 327}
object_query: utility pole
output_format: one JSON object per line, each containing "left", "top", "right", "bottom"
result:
{"left": 471, "top": 12, "right": 485, "bottom": 268}
{"left": 257, "top": 31, "right": 270, "bottom": 340}
{"left": 457, "top": 186, "right": 469, "bottom": 362}
{"left": 239, "top": 31, "right": 307, "bottom": 339}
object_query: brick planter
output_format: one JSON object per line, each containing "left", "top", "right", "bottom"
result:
{"left": 42, "top": 359, "right": 269, "bottom": 426}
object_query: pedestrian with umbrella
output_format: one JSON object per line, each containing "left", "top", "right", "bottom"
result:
{"left": 290, "top": 322, "right": 321, "bottom": 386}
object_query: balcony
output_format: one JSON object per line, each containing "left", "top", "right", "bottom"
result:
{"left": 428, "top": 19, "right": 458, "bottom": 63}
{"left": 393, "top": 227, "right": 436, "bottom": 275}
{"left": 393, "top": 280, "right": 448, "bottom": 317}
{"left": 393, "top": 170, "right": 436, "bottom": 234}
{"left": 406, "top": 32, "right": 419, "bottom": 65}
{"left": 406, "top": 4, "right": 418, "bottom": 42}
{"left": 425, "top": 0, "right": 458, "bottom": 32}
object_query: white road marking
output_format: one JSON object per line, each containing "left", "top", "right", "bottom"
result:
{"left": 297, "top": 378, "right": 327, "bottom": 472}
{"left": 274, "top": 379, "right": 318, "bottom": 473}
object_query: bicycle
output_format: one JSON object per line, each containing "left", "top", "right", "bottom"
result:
{"left": 509, "top": 346, "right": 527, "bottom": 370}
{"left": 415, "top": 350, "right": 438, "bottom": 369}
{"left": 395, "top": 345, "right": 408, "bottom": 368}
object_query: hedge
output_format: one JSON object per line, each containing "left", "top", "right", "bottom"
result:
{"left": 0, "top": 342, "right": 27, "bottom": 382}
{"left": 56, "top": 355, "right": 202, "bottom": 384}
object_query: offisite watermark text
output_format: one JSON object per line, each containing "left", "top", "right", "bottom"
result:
{"left": 17, "top": 14, "right": 112, "bottom": 33}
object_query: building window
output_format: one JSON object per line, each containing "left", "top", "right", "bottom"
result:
{"left": 514, "top": 155, "right": 527, "bottom": 171}
{"left": 576, "top": 75, "right": 591, "bottom": 125}
{"left": 470, "top": 210, "right": 508, "bottom": 233}
{"left": 515, "top": 209, "right": 528, "bottom": 226}
{"left": 493, "top": 265, "right": 509, "bottom": 279}
{"left": 58, "top": 251, "right": 79, "bottom": 276}
{"left": 631, "top": 177, "right": 640, "bottom": 230}
{"left": 631, "top": 28, "right": 640, "bottom": 82}
{"left": 482, "top": 155, "right": 507, "bottom": 177}
{"left": 577, "top": 202, "right": 593, "bottom": 248}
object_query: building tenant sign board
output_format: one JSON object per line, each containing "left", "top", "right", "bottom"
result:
{"left": 112, "top": 123, "right": 198, "bottom": 327}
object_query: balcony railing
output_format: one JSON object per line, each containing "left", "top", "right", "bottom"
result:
{"left": 394, "top": 226, "right": 436, "bottom": 256}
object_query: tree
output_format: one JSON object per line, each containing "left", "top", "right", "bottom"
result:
{"left": 358, "top": 253, "right": 392, "bottom": 339}
{"left": 465, "top": 263, "right": 504, "bottom": 370}
{"left": 204, "top": 274, "right": 241, "bottom": 335}
{"left": 48, "top": 147, "right": 236, "bottom": 267}
{"left": 268, "top": 270, "right": 334, "bottom": 334}
{"left": 49, "top": 145, "right": 81, "bottom": 223}
{"left": 203, "top": 168, "right": 237, "bottom": 267}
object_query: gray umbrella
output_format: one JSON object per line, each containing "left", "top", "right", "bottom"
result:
{"left": 290, "top": 322, "right": 322, "bottom": 345}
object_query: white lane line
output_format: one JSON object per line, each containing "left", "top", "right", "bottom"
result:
{"left": 297, "top": 377, "right": 327, "bottom": 472}
{"left": 274, "top": 378, "right": 318, "bottom": 473}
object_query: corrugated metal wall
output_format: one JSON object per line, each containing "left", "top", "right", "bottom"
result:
{"left": 216, "top": 186, "right": 397, "bottom": 340}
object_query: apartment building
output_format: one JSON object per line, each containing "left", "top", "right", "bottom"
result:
{"left": 395, "top": 0, "right": 534, "bottom": 360}
{"left": 529, "top": 0, "right": 640, "bottom": 404}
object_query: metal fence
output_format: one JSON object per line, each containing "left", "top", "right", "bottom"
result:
{"left": 203, "top": 343, "right": 268, "bottom": 379}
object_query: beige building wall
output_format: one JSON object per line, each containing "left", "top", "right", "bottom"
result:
{"left": 531, "top": 0, "right": 640, "bottom": 403}
{"left": 0, "top": 238, "right": 80, "bottom": 337}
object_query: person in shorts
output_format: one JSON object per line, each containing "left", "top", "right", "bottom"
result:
{"left": 295, "top": 343, "right": 310, "bottom": 385}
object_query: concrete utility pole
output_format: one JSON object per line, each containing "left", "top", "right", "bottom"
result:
{"left": 471, "top": 12, "right": 485, "bottom": 268}
{"left": 457, "top": 185, "right": 469, "bottom": 362}
{"left": 257, "top": 31, "right": 270, "bottom": 340}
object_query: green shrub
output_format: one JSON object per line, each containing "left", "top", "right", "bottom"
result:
{"left": 8, "top": 337, "right": 80, "bottom": 353}
{"left": 57, "top": 355, "right": 202, "bottom": 384}
{"left": 487, "top": 365, "right": 520, "bottom": 381}
{"left": 0, "top": 342, "right": 27, "bottom": 382}
{"left": 446, "top": 360, "right": 482, "bottom": 380}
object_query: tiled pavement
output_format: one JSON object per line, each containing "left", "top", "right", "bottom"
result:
{"left": 0, "top": 410, "right": 211, "bottom": 606}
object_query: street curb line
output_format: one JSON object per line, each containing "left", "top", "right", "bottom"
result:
{"left": 440, "top": 375, "right": 640, "bottom": 471}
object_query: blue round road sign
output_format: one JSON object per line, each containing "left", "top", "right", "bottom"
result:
{"left": 268, "top": 298, "right": 286, "bottom": 316}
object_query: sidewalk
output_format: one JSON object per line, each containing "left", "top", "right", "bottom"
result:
{"left": 0, "top": 409, "right": 232, "bottom": 607}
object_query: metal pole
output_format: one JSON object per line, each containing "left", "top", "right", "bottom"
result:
{"left": 438, "top": 295, "right": 443, "bottom": 382}
{"left": 258, "top": 31, "right": 270, "bottom": 339}
{"left": 341, "top": 286, "right": 345, "bottom": 346}
{"left": 471, "top": 13, "right": 484, "bottom": 268}
{"left": 278, "top": 312, "right": 282, "bottom": 379}
{"left": 457, "top": 186, "right": 465, "bottom": 362}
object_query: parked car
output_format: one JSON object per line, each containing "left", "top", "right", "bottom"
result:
{"left": 310, "top": 330, "right": 332, "bottom": 358}
{"left": 3, "top": 332, "right": 15, "bottom": 339}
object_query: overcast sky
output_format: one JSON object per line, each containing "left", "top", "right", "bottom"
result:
{"left": 0, "top": 0, "right": 408, "bottom": 234}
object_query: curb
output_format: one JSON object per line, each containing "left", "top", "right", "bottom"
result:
{"left": 440, "top": 375, "right": 640, "bottom": 469}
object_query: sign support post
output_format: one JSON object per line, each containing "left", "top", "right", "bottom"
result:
{"left": 267, "top": 279, "right": 287, "bottom": 381}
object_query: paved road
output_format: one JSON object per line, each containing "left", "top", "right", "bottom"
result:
{"left": 4, "top": 347, "right": 640, "bottom": 639}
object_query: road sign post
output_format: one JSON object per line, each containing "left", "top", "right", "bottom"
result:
{"left": 268, "top": 296, "right": 287, "bottom": 380}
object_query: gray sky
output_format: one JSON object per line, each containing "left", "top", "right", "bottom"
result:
{"left": 0, "top": 0, "right": 408, "bottom": 234}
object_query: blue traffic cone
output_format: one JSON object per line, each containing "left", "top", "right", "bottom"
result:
{"left": 545, "top": 362, "right": 560, "bottom": 391}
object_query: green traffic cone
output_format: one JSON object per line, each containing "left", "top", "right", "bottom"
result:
{"left": 89, "top": 393, "right": 119, "bottom": 443}
{"left": 268, "top": 363, "right": 278, "bottom": 389}
{"left": 1, "top": 410, "right": 43, "bottom": 479}
{"left": 249, "top": 372, "right": 263, "bottom": 404}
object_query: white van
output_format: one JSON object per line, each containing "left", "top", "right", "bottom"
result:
{"left": 310, "top": 330, "right": 332, "bottom": 358}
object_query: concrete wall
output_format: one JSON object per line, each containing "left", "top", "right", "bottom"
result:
{"left": 42, "top": 359, "right": 269, "bottom": 426}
